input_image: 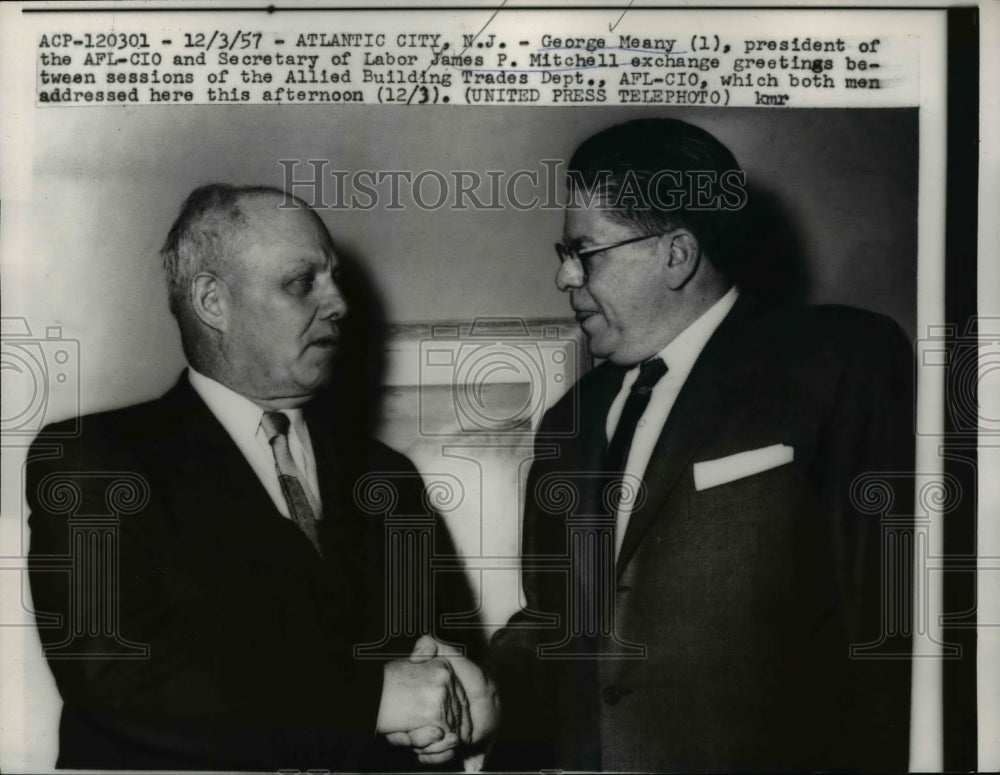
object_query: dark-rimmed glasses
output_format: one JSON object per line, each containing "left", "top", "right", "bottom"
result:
{"left": 554, "top": 232, "right": 666, "bottom": 277}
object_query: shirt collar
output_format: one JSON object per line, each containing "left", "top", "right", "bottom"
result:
{"left": 187, "top": 367, "right": 308, "bottom": 441}
{"left": 648, "top": 285, "right": 740, "bottom": 382}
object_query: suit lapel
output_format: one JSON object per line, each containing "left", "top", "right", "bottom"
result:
{"left": 615, "top": 294, "right": 768, "bottom": 575}
{"left": 578, "top": 363, "right": 627, "bottom": 474}
{"left": 302, "top": 399, "right": 354, "bottom": 539}
{"left": 562, "top": 363, "right": 628, "bottom": 528}
{"left": 303, "top": 397, "right": 374, "bottom": 597}
{"left": 161, "top": 376, "right": 286, "bottom": 540}
{"left": 161, "top": 374, "right": 334, "bottom": 568}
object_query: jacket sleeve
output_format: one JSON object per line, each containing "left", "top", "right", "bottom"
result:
{"left": 816, "top": 315, "right": 915, "bottom": 771}
{"left": 481, "top": 414, "right": 564, "bottom": 769}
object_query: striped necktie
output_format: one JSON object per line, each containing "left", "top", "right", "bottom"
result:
{"left": 260, "top": 411, "right": 323, "bottom": 557}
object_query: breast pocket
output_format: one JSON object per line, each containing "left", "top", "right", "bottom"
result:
{"left": 691, "top": 452, "right": 800, "bottom": 512}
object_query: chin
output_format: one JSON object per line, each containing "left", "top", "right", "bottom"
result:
{"left": 587, "top": 339, "right": 640, "bottom": 366}
{"left": 309, "top": 364, "right": 338, "bottom": 390}
{"left": 584, "top": 333, "right": 617, "bottom": 363}
{"left": 298, "top": 352, "right": 336, "bottom": 380}
{"left": 296, "top": 373, "right": 331, "bottom": 395}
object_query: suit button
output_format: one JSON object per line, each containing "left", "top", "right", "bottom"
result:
{"left": 602, "top": 686, "right": 626, "bottom": 705}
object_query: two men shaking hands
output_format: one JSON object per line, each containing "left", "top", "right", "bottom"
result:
{"left": 380, "top": 637, "right": 498, "bottom": 765}
{"left": 27, "top": 119, "right": 913, "bottom": 772}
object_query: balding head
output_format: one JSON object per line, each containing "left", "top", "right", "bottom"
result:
{"left": 161, "top": 184, "right": 347, "bottom": 408}
{"left": 162, "top": 184, "right": 332, "bottom": 322}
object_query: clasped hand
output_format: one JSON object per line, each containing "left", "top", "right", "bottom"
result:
{"left": 377, "top": 636, "right": 499, "bottom": 764}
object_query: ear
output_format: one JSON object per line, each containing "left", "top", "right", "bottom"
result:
{"left": 190, "top": 272, "right": 227, "bottom": 333}
{"left": 662, "top": 230, "right": 701, "bottom": 291}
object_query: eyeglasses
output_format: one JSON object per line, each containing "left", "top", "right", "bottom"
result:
{"left": 554, "top": 232, "right": 666, "bottom": 274}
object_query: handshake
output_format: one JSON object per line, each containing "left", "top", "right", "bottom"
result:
{"left": 376, "top": 635, "right": 500, "bottom": 765}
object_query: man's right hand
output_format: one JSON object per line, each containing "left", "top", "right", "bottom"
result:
{"left": 376, "top": 657, "right": 471, "bottom": 743}
{"left": 384, "top": 636, "right": 500, "bottom": 765}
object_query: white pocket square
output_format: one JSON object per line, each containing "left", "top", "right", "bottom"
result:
{"left": 693, "top": 444, "right": 794, "bottom": 491}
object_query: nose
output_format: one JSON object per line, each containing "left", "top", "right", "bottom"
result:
{"left": 556, "top": 256, "right": 586, "bottom": 292}
{"left": 317, "top": 271, "right": 348, "bottom": 321}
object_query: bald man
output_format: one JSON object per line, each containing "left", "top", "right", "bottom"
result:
{"left": 27, "top": 185, "right": 478, "bottom": 770}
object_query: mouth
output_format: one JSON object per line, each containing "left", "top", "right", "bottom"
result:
{"left": 574, "top": 310, "right": 599, "bottom": 324}
{"left": 308, "top": 335, "right": 340, "bottom": 349}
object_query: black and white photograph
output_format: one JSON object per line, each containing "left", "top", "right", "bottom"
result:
{"left": 0, "top": 2, "right": 994, "bottom": 772}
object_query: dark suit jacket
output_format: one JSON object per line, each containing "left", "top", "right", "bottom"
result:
{"left": 27, "top": 374, "right": 478, "bottom": 771}
{"left": 489, "top": 296, "right": 914, "bottom": 772}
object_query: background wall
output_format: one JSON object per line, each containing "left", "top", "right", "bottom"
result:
{"left": 10, "top": 106, "right": 916, "bottom": 419}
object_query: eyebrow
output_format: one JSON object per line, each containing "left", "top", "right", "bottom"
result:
{"left": 286, "top": 255, "right": 328, "bottom": 271}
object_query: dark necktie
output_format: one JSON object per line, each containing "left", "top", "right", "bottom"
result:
{"left": 260, "top": 411, "right": 324, "bottom": 557}
{"left": 606, "top": 357, "right": 669, "bottom": 474}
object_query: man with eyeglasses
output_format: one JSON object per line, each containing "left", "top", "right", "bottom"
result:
{"left": 444, "top": 118, "right": 914, "bottom": 771}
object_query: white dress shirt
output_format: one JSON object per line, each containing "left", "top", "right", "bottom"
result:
{"left": 188, "top": 368, "right": 322, "bottom": 519}
{"left": 606, "top": 286, "right": 739, "bottom": 558}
